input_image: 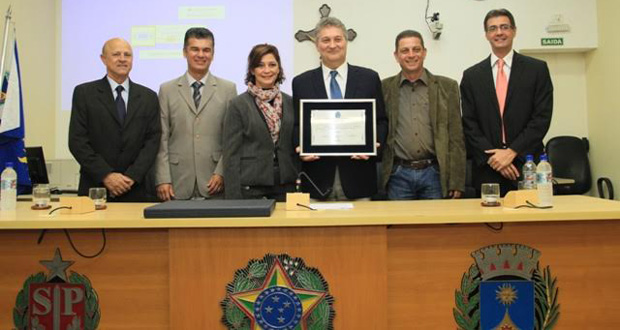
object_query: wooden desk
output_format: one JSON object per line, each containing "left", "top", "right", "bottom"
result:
{"left": 0, "top": 196, "right": 619, "bottom": 329}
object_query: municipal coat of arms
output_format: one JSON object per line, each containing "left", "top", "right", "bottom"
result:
{"left": 13, "top": 248, "right": 100, "bottom": 330}
{"left": 453, "top": 244, "right": 560, "bottom": 330}
{"left": 221, "top": 253, "right": 334, "bottom": 330}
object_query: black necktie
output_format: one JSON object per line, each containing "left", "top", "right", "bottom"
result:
{"left": 115, "top": 85, "right": 126, "bottom": 123}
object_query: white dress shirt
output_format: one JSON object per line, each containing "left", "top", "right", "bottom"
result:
{"left": 107, "top": 76, "right": 129, "bottom": 105}
{"left": 490, "top": 49, "right": 514, "bottom": 88}
{"left": 321, "top": 63, "right": 348, "bottom": 99}
{"left": 186, "top": 71, "right": 209, "bottom": 99}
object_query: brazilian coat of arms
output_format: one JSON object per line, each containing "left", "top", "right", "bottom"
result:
{"left": 13, "top": 248, "right": 100, "bottom": 330}
{"left": 453, "top": 244, "right": 560, "bottom": 330}
{"left": 221, "top": 253, "right": 335, "bottom": 330}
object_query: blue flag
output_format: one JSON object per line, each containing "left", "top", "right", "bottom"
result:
{"left": 0, "top": 37, "right": 31, "bottom": 194}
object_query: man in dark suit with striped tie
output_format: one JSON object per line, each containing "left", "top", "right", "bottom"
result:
{"left": 69, "top": 38, "right": 161, "bottom": 201}
{"left": 461, "top": 9, "right": 553, "bottom": 196}
{"left": 293, "top": 17, "right": 388, "bottom": 201}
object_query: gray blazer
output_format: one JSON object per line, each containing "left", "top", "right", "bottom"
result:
{"left": 155, "top": 73, "right": 237, "bottom": 199}
{"left": 223, "top": 91, "right": 299, "bottom": 199}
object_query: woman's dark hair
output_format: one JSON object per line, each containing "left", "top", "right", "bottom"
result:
{"left": 245, "top": 44, "right": 285, "bottom": 85}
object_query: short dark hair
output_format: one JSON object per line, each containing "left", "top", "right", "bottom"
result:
{"left": 484, "top": 9, "right": 516, "bottom": 31}
{"left": 394, "top": 30, "right": 425, "bottom": 51}
{"left": 245, "top": 44, "right": 285, "bottom": 85}
{"left": 183, "top": 27, "right": 214, "bottom": 48}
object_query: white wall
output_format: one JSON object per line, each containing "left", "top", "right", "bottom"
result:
{"left": 586, "top": 0, "right": 620, "bottom": 199}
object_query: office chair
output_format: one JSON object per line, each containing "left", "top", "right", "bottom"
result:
{"left": 546, "top": 136, "right": 613, "bottom": 198}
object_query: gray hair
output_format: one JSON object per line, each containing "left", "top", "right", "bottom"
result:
{"left": 315, "top": 17, "right": 347, "bottom": 40}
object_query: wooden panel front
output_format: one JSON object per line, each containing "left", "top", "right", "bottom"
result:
{"left": 0, "top": 229, "right": 170, "bottom": 330}
{"left": 387, "top": 220, "right": 620, "bottom": 329}
{"left": 169, "top": 226, "right": 388, "bottom": 329}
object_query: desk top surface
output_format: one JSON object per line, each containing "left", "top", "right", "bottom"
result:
{"left": 0, "top": 195, "right": 618, "bottom": 230}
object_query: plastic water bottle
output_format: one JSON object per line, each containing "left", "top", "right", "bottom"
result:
{"left": 536, "top": 154, "right": 553, "bottom": 207}
{"left": 522, "top": 154, "right": 537, "bottom": 190}
{"left": 1, "top": 162, "right": 17, "bottom": 211}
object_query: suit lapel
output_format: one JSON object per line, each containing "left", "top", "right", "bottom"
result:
{"left": 482, "top": 56, "right": 501, "bottom": 114}
{"left": 311, "top": 67, "right": 328, "bottom": 99}
{"left": 344, "top": 64, "right": 357, "bottom": 98}
{"left": 124, "top": 80, "right": 142, "bottom": 126}
{"left": 197, "top": 74, "right": 217, "bottom": 114}
{"left": 386, "top": 74, "right": 400, "bottom": 132}
{"left": 427, "top": 70, "right": 438, "bottom": 128}
{"left": 96, "top": 77, "right": 122, "bottom": 126}
{"left": 176, "top": 75, "right": 197, "bottom": 114}
{"left": 504, "top": 52, "right": 524, "bottom": 115}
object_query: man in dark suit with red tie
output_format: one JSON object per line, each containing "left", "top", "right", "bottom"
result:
{"left": 460, "top": 9, "right": 553, "bottom": 196}
{"left": 69, "top": 38, "right": 161, "bottom": 201}
{"left": 292, "top": 17, "right": 388, "bottom": 200}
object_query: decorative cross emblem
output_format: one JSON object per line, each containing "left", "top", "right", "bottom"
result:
{"left": 294, "top": 4, "right": 357, "bottom": 42}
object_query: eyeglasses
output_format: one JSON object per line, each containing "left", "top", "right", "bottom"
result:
{"left": 486, "top": 24, "right": 513, "bottom": 33}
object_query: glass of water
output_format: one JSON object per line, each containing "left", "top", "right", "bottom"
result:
{"left": 32, "top": 184, "right": 51, "bottom": 209}
{"left": 88, "top": 187, "right": 107, "bottom": 210}
{"left": 481, "top": 183, "right": 500, "bottom": 207}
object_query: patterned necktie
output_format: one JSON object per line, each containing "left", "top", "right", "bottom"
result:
{"left": 329, "top": 70, "right": 342, "bottom": 99}
{"left": 192, "top": 81, "right": 203, "bottom": 108}
{"left": 496, "top": 58, "right": 508, "bottom": 143}
{"left": 115, "top": 85, "right": 126, "bottom": 124}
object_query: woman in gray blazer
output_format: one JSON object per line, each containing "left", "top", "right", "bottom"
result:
{"left": 223, "top": 44, "right": 299, "bottom": 201}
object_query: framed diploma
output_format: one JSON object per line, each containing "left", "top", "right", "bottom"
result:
{"left": 300, "top": 99, "right": 376, "bottom": 156}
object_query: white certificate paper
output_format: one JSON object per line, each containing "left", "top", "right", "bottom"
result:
{"left": 310, "top": 109, "right": 366, "bottom": 146}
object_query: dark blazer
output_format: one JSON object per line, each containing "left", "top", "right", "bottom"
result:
{"left": 460, "top": 52, "right": 553, "bottom": 192}
{"left": 292, "top": 64, "right": 388, "bottom": 199}
{"left": 223, "top": 91, "right": 299, "bottom": 199}
{"left": 69, "top": 77, "right": 161, "bottom": 201}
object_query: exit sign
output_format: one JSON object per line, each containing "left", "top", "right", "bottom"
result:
{"left": 541, "top": 38, "right": 564, "bottom": 46}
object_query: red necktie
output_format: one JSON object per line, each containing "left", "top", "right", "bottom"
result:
{"left": 496, "top": 58, "right": 508, "bottom": 144}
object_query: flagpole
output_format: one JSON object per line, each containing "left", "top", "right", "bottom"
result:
{"left": 0, "top": 5, "right": 12, "bottom": 82}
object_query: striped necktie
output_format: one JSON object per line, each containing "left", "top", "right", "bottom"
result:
{"left": 192, "top": 81, "right": 203, "bottom": 109}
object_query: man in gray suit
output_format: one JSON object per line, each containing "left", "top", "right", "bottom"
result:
{"left": 155, "top": 27, "right": 237, "bottom": 200}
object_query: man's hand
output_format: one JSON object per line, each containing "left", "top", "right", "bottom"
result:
{"left": 448, "top": 190, "right": 462, "bottom": 199}
{"left": 351, "top": 143, "right": 380, "bottom": 161}
{"left": 499, "top": 164, "right": 520, "bottom": 181}
{"left": 485, "top": 148, "right": 517, "bottom": 171}
{"left": 156, "top": 183, "right": 175, "bottom": 201}
{"left": 296, "top": 146, "right": 320, "bottom": 162}
{"left": 103, "top": 173, "right": 133, "bottom": 197}
{"left": 207, "top": 174, "right": 224, "bottom": 195}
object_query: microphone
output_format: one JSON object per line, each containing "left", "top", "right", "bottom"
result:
{"left": 296, "top": 171, "right": 332, "bottom": 197}
{"left": 286, "top": 171, "right": 332, "bottom": 211}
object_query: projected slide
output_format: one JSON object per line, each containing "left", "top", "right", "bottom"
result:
{"left": 61, "top": 0, "right": 293, "bottom": 110}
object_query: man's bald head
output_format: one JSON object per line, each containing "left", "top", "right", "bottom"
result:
{"left": 100, "top": 38, "right": 133, "bottom": 83}
{"left": 101, "top": 38, "right": 131, "bottom": 56}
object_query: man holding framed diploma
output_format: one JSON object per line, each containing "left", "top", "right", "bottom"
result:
{"left": 293, "top": 17, "right": 388, "bottom": 200}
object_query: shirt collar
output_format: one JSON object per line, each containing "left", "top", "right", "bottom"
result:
{"left": 107, "top": 76, "right": 129, "bottom": 93}
{"left": 186, "top": 71, "right": 209, "bottom": 87}
{"left": 321, "top": 62, "right": 348, "bottom": 81}
{"left": 490, "top": 49, "right": 514, "bottom": 68}
{"left": 399, "top": 69, "right": 429, "bottom": 86}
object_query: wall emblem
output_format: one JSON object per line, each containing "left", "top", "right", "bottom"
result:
{"left": 221, "top": 254, "right": 334, "bottom": 330}
{"left": 294, "top": 4, "right": 357, "bottom": 43}
{"left": 453, "top": 244, "right": 560, "bottom": 330}
{"left": 13, "top": 248, "right": 100, "bottom": 330}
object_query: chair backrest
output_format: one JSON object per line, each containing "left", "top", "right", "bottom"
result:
{"left": 545, "top": 136, "right": 592, "bottom": 194}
